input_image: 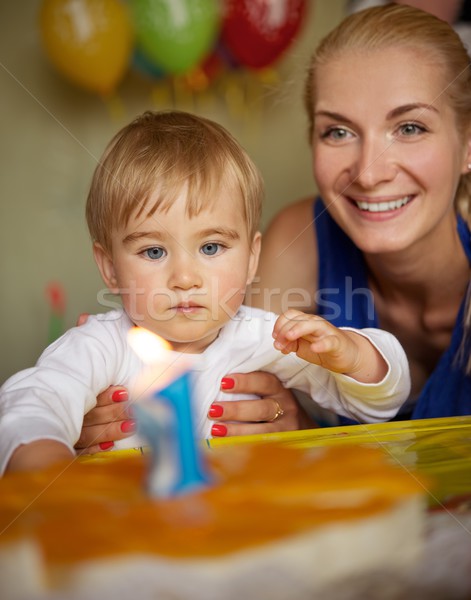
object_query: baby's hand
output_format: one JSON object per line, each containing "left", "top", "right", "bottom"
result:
{"left": 273, "top": 310, "right": 364, "bottom": 376}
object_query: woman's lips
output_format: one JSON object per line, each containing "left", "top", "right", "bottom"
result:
{"left": 350, "top": 195, "right": 414, "bottom": 213}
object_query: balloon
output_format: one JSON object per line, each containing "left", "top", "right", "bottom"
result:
{"left": 182, "top": 51, "right": 224, "bottom": 92}
{"left": 221, "top": 0, "right": 307, "bottom": 69}
{"left": 39, "top": 0, "right": 134, "bottom": 96}
{"left": 131, "top": 0, "right": 221, "bottom": 75}
{"left": 132, "top": 48, "right": 166, "bottom": 81}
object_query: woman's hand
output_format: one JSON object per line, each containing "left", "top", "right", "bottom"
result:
{"left": 74, "top": 386, "right": 135, "bottom": 455}
{"left": 208, "top": 371, "right": 318, "bottom": 437}
{"left": 75, "top": 313, "right": 136, "bottom": 455}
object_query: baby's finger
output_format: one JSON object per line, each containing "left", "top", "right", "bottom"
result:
{"left": 309, "top": 333, "right": 342, "bottom": 355}
{"left": 273, "top": 337, "right": 298, "bottom": 354}
{"left": 288, "top": 315, "right": 331, "bottom": 341}
{"left": 274, "top": 322, "right": 319, "bottom": 353}
{"left": 274, "top": 313, "right": 310, "bottom": 345}
{"left": 272, "top": 313, "right": 292, "bottom": 339}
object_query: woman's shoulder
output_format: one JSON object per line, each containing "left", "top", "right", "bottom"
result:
{"left": 252, "top": 196, "right": 319, "bottom": 313}
{"left": 265, "top": 196, "right": 316, "bottom": 232}
{"left": 261, "top": 196, "right": 317, "bottom": 258}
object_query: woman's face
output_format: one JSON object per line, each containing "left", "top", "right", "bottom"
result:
{"left": 311, "top": 46, "right": 471, "bottom": 256}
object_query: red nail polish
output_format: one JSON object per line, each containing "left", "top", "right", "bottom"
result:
{"left": 209, "top": 404, "right": 224, "bottom": 418}
{"left": 112, "top": 389, "right": 128, "bottom": 402}
{"left": 120, "top": 420, "right": 135, "bottom": 433}
{"left": 211, "top": 424, "right": 227, "bottom": 437}
{"left": 99, "top": 441, "right": 114, "bottom": 450}
{"left": 221, "top": 377, "right": 234, "bottom": 390}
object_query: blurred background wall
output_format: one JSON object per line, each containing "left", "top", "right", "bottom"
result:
{"left": 0, "top": 0, "right": 346, "bottom": 383}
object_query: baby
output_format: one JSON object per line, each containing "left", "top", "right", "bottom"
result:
{"left": 0, "top": 111, "right": 410, "bottom": 473}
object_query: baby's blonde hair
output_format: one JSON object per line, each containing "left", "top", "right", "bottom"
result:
{"left": 86, "top": 110, "right": 264, "bottom": 253}
{"left": 304, "top": 3, "right": 471, "bottom": 219}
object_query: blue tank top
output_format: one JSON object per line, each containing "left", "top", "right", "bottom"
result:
{"left": 314, "top": 197, "right": 471, "bottom": 421}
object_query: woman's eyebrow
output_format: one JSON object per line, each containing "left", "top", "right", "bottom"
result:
{"left": 314, "top": 103, "right": 439, "bottom": 123}
{"left": 314, "top": 110, "right": 353, "bottom": 124}
{"left": 386, "top": 103, "right": 439, "bottom": 119}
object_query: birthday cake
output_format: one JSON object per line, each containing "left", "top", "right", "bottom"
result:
{"left": 0, "top": 443, "right": 425, "bottom": 600}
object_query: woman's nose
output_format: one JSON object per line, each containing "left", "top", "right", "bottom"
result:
{"left": 350, "top": 136, "right": 397, "bottom": 189}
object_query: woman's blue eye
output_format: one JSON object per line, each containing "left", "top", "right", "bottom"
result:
{"left": 144, "top": 247, "right": 165, "bottom": 260}
{"left": 322, "top": 127, "right": 351, "bottom": 141}
{"left": 201, "top": 243, "right": 220, "bottom": 256}
{"left": 399, "top": 123, "right": 425, "bottom": 136}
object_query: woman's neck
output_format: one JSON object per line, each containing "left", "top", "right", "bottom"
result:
{"left": 364, "top": 214, "right": 470, "bottom": 309}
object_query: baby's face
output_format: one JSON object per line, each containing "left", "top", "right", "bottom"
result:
{"left": 100, "top": 187, "right": 260, "bottom": 353}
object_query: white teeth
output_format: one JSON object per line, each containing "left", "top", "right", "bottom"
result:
{"left": 356, "top": 196, "right": 412, "bottom": 212}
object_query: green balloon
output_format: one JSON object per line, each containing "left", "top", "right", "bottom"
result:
{"left": 131, "top": 0, "right": 220, "bottom": 75}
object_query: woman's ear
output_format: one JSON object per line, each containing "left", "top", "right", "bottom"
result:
{"left": 461, "top": 128, "right": 471, "bottom": 174}
{"left": 93, "top": 242, "right": 119, "bottom": 294}
{"left": 247, "top": 231, "right": 262, "bottom": 286}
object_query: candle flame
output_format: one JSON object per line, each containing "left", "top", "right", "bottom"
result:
{"left": 128, "top": 327, "right": 172, "bottom": 364}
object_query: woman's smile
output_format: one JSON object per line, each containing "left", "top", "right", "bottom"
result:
{"left": 351, "top": 195, "right": 414, "bottom": 213}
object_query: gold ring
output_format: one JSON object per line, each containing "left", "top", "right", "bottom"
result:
{"left": 267, "top": 400, "right": 284, "bottom": 423}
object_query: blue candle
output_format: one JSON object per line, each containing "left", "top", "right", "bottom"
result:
{"left": 128, "top": 327, "right": 211, "bottom": 498}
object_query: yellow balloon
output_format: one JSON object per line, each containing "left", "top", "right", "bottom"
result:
{"left": 39, "top": 0, "right": 134, "bottom": 96}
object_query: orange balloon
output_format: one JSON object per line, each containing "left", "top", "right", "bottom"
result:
{"left": 39, "top": 0, "right": 134, "bottom": 96}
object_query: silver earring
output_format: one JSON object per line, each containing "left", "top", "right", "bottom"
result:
{"left": 468, "top": 163, "right": 471, "bottom": 170}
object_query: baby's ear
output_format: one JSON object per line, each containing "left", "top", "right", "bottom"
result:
{"left": 93, "top": 242, "right": 119, "bottom": 293}
{"left": 247, "top": 231, "right": 262, "bottom": 285}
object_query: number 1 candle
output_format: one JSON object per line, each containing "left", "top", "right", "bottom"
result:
{"left": 128, "top": 327, "right": 211, "bottom": 498}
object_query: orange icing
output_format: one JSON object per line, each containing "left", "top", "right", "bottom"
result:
{"left": 0, "top": 443, "right": 424, "bottom": 565}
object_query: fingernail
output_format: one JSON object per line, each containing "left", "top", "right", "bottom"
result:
{"left": 99, "top": 441, "right": 114, "bottom": 450}
{"left": 112, "top": 389, "right": 128, "bottom": 402}
{"left": 211, "top": 424, "right": 227, "bottom": 437}
{"left": 220, "top": 377, "right": 234, "bottom": 390}
{"left": 208, "top": 403, "right": 224, "bottom": 418}
{"left": 120, "top": 420, "right": 135, "bottom": 433}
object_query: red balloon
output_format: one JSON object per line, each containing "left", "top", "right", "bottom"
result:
{"left": 221, "top": 0, "right": 307, "bottom": 69}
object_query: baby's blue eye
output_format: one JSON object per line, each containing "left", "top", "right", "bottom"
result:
{"left": 145, "top": 247, "right": 165, "bottom": 260}
{"left": 201, "top": 243, "right": 219, "bottom": 256}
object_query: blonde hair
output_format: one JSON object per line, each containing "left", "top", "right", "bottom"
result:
{"left": 304, "top": 3, "right": 471, "bottom": 219}
{"left": 86, "top": 110, "right": 264, "bottom": 253}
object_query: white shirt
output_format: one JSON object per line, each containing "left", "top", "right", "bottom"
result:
{"left": 0, "top": 307, "right": 410, "bottom": 474}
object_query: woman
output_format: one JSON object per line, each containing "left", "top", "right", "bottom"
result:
{"left": 76, "top": 4, "right": 471, "bottom": 452}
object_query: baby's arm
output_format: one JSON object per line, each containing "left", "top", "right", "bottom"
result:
{"left": 273, "top": 309, "right": 387, "bottom": 384}
{"left": 0, "top": 312, "right": 133, "bottom": 475}
{"left": 7, "top": 440, "right": 75, "bottom": 473}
